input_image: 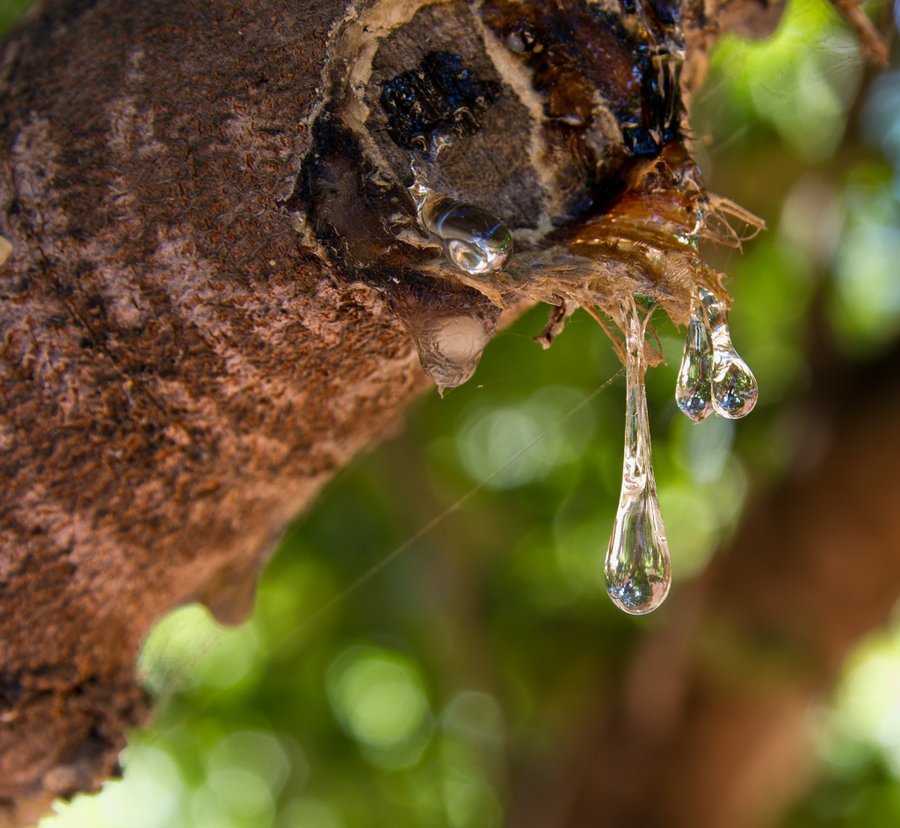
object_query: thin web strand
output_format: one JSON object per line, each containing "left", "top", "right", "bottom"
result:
{"left": 145, "top": 369, "right": 624, "bottom": 738}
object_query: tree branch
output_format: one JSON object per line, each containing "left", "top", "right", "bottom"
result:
{"left": 0, "top": 0, "right": 882, "bottom": 823}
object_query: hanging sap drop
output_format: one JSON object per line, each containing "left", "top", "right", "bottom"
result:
{"left": 604, "top": 300, "right": 672, "bottom": 616}
{"left": 410, "top": 177, "right": 513, "bottom": 275}
{"left": 675, "top": 300, "right": 713, "bottom": 422}
{"left": 407, "top": 313, "right": 492, "bottom": 394}
{"left": 698, "top": 287, "right": 758, "bottom": 419}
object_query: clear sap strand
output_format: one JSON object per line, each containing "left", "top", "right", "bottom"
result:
{"left": 697, "top": 287, "right": 758, "bottom": 419}
{"left": 604, "top": 299, "right": 671, "bottom": 616}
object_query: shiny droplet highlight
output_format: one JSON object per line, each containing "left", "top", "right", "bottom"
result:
{"left": 698, "top": 287, "right": 758, "bottom": 419}
{"left": 675, "top": 299, "right": 713, "bottom": 422}
{"left": 411, "top": 178, "right": 512, "bottom": 276}
{"left": 604, "top": 299, "right": 671, "bottom": 616}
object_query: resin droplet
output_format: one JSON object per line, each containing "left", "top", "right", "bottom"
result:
{"left": 605, "top": 300, "right": 671, "bottom": 616}
{"left": 410, "top": 178, "right": 513, "bottom": 275}
{"left": 698, "top": 287, "right": 758, "bottom": 419}
{"left": 675, "top": 300, "right": 714, "bottom": 422}
{"left": 408, "top": 313, "right": 492, "bottom": 394}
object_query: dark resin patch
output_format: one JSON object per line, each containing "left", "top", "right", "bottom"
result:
{"left": 481, "top": 0, "right": 685, "bottom": 163}
{"left": 622, "top": 43, "right": 684, "bottom": 157}
{"left": 380, "top": 51, "right": 501, "bottom": 150}
{"left": 288, "top": 110, "right": 405, "bottom": 270}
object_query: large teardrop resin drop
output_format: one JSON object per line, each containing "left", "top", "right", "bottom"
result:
{"left": 604, "top": 300, "right": 672, "bottom": 616}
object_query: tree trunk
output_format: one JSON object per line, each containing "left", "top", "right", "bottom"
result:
{"left": 0, "top": 0, "right": 882, "bottom": 824}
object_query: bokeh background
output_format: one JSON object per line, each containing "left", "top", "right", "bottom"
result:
{"left": 3, "top": 0, "right": 899, "bottom": 825}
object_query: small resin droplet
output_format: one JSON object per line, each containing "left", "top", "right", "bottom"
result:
{"left": 675, "top": 299, "right": 714, "bottom": 422}
{"left": 408, "top": 313, "right": 492, "bottom": 393}
{"left": 605, "top": 299, "right": 672, "bottom": 616}
{"left": 698, "top": 287, "right": 758, "bottom": 419}
{"left": 410, "top": 177, "right": 513, "bottom": 275}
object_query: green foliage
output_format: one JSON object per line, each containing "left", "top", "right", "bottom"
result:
{"left": 704, "top": 0, "right": 863, "bottom": 161}
{"left": 783, "top": 617, "right": 900, "bottom": 827}
{"left": 0, "top": 0, "right": 30, "bottom": 33}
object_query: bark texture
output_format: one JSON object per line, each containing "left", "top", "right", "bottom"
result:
{"left": 0, "top": 2, "right": 433, "bottom": 822}
{"left": 0, "top": 0, "right": 879, "bottom": 824}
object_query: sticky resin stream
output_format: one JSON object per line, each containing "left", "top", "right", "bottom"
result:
{"left": 605, "top": 299, "right": 672, "bottom": 615}
{"left": 607, "top": 285, "right": 758, "bottom": 615}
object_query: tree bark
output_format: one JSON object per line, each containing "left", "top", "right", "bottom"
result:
{"left": 0, "top": 0, "right": 880, "bottom": 824}
{"left": 0, "top": 1, "right": 436, "bottom": 822}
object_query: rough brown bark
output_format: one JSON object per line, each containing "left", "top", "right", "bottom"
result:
{"left": 0, "top": 2, "right": 434, "bottom": 822}
{"left": 0, "top": 0, "right": 882, "bottom": 824}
